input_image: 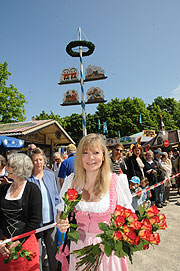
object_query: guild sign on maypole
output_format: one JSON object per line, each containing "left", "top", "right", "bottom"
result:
{"left": 59, "top": 26, "right": 107, "bottom": 137}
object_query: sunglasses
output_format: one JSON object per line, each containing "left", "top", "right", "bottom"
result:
{"left": 115, "top": 149, "right": 123, "bottom": 152}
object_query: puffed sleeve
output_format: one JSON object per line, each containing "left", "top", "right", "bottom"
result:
{"left": 116, "top": 174, "right": 134, "bottom": 211}
{"left": 56, "top": 173, "right": 74, "bottom": 211}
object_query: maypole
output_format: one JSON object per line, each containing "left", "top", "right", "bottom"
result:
{"left": 78, "top": 26, "right": 87, "bottom": 136}
{"left": 59, "top": 27, "right": 107, "bottom": 138}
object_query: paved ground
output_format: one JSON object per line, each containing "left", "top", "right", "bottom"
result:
{"left": 128, "top": 189, "right": 180, "bottom": 271}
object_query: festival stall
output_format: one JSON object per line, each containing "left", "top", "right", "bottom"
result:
{"left": 0, "top": 119, "right": 75, "bottom": 164}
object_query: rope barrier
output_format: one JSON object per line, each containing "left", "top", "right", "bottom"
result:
{"left": 0, "top": 222, "right": 57, "bottom": 245}
{"left": 0, "top": 173, "right": 179, "bottom": 245}
{"left": 132, "top": 173, "right": 180, "bottom": 198}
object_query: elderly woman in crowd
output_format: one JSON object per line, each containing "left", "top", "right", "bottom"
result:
{"left": 57, "top": 133, "right": 133, "bottom": 271}
{"left": 0, "top": 155, "right": 9, "bottom": 185}
{"left": 52, "top": 152, "right": 62, "bottom": 193}
{"left": 28, "top": 147, "right": 60, "bottom": 271}
{"left": 126, "top": 144, "right": 144, "bottom": 180}
{"left": 0, "top": 153, "right": 42, "bottom": 271}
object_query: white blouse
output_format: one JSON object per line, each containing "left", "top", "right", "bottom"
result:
{"left": 56, "top": 173, "right": 133, "bottom": 213}
{"left": 5, "top": 181, "right": 27, "bottom": 200}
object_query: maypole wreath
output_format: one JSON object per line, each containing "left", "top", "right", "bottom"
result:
{"left": 66, "top": 40, "right": 95, "bottom": 57}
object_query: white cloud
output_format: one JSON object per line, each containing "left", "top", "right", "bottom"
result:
{"left": 171, "top": 84, "right": 180, "bottom": 101}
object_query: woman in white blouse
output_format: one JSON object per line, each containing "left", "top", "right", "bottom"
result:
{"left": 57, "top": 133, "right": 133, "bottom": 271}
{"left": 161, "top": 152, "right": 172, "bottom": 204}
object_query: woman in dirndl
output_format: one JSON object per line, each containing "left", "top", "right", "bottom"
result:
{"left": 0, "top": 153, "right": 42, "bottom": 271}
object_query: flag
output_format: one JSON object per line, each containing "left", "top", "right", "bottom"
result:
{"left": 103, "top": 122, "right": 108, "bottom": 134}
{"left": 139, "top": 113, "right": 142, "bottom": 124}
{"left": 98, "top": 119, "right": 101, "bottom": 130}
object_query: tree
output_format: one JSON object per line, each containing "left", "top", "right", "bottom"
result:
{"left": 0, "top": 62, "right": 27, "bottom": 123}
{"left": 35, "top": 110, "right": 63, "bottom": 125}
{"left": 147, "top": 96, "right": 179, "bottom": 130}
{"left": 95, "top": 97, "right": 155, "bottom": 137}
{"left": 62, "top": 113, "right": 83, "bottom": 144}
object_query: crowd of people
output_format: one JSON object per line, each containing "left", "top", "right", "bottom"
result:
{"left": 0, "top": 136, "right": 179, "bottom": 271}
{"left": 111, "top": 143, "right": 180, "bottom": 209}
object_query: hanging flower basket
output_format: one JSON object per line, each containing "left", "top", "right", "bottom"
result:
{"left": 66, "top": 40, "right": 95, "bottom": 57}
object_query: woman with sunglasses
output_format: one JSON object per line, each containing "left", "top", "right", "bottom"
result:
{"left": 110, "top": 143, "right": 127, "bottom": 175}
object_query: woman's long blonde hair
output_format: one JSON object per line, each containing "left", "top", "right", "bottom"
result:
{"left": 72, "top": 133, "right": 111, "bottom": 196}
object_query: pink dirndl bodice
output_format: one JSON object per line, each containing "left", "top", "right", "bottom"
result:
{"left": 70, "top": 173, "right": 128, "bottom": 271}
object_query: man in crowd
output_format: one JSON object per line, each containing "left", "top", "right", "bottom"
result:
{"left": 110, "top": 143, "right": 127, "bottom": 175}
{"left": 58, "top": 144, "right": 76, "bottom": 187}
{"left": 52, "top": 152, "right": 62, "bottom": 193}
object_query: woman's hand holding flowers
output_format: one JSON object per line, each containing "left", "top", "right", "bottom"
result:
{"left": 0, "top": 243, "right": 10, "bottom": 258}
{"left": 57, "top": 217, "right": 70, "bottom": 234}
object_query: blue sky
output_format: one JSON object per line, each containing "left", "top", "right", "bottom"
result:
{"left": 1, "top": 0, "right": 180, "bottom": 121}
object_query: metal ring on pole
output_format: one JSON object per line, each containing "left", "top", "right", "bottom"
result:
{"left": 66, "top": 40, "right": 95, "bottom": 57}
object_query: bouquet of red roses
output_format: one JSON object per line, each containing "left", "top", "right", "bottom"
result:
{"left": 71, "top": 204, "right": 167, "bottom": 270}
{"left": 58, "top": 188, "right": 81, "bottom": 249}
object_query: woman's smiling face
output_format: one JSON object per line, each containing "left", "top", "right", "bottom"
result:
{"left": 81, "top": 144, "right": 104, "bottom": 173}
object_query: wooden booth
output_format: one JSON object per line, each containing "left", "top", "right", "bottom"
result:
{"left": 0, "top": 119, "right": 75, "bottom": 165}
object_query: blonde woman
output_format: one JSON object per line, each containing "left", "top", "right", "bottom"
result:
{"left": 57, "top": 134, "right": 133, "bottom": 271}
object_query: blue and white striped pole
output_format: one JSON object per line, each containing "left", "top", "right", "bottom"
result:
{"left": 78, "top": 26, "right": 87, "bottom": 137}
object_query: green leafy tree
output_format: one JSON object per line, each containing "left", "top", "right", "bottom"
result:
{"left": 147, "top": 96, "right": 179, "bottom": 130}
{"left": 62, "top": 113, "right": 83, "bottom": 144}
{"left": 0, "top": 62, "right": 27, "bottom": 123}
{"left": 35, "top": 110, "right": 63, "bottom": 125}
{"left": 95, "top": 97, "right": 155, "bottom": 137}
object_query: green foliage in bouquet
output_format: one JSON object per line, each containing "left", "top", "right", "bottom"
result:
{"left": 4, "top": 242, "right": 35, "bottom": 264}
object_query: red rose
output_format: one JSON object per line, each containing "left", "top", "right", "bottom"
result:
{"left": 158, "top": 219, "right": 167, "bottom": 230}
{"left": 150, "top": 233, "right": 160, "bottom": 245}
{"left": 141, "top": 218, "right": 152, "bottom": 231}
{"left": 123, "top": 225, "right": 131, "bottom": 233}
{"left": 114, "top": 205, "right": 126, "bottom": 217}
{"left": 126, "top": 213, "right": 138, "bottom": 223}
{"left": 146, "top": 205, "right": 159, "bottom": 218}
{"left": 115, "top": 205, "right": 125, "bottom": 211}
{"left": 138, "top": 229, "right": 151, "bottom": 241}
{"left": 124, "top": 208, "right": 133, "bottom": 218}
{"left": 114, "top": 215, "right": 125, "bottom": 227}
{"left": 130, "top": 220, "right": 142, "bottom": 230}
{"left": 66, "top": 189, "right": 78, "bottom": 201}
{"left": 149, "top": 215, "right": 160, "bottom": 225}
{"left": 158, "top": 213, "right": 166, "bottom": 221}
{"left": 113, "top": 230, "right": 123, "bottom": 240}
{"left": 144, "top": 244, "right": 149, "bottom": 250}
{"left": 123, "top": 229, "right": 137, "bottom": 245}
{"left": 127, "top": 229, "right": 137, "bottom": 241}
